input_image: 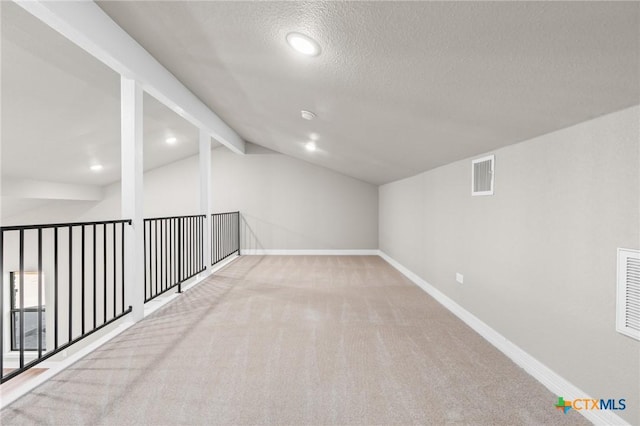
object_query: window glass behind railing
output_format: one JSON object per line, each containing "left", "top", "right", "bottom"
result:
{"left": 0, "top": 219, "right": 132, "bottom": 383}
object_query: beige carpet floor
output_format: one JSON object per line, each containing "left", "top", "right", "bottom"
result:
{"left": 1, "top": 255, "right": 588, "bottom": 425}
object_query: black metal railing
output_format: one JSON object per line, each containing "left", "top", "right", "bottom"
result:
{"left": 143, "top": 215, "right": 206, "bottom": 302}
{"left": 212, "top": 212, "right": 240, "bottom": 266}
{"left": 0, "top": 219, "right": 132, "bottom": 383}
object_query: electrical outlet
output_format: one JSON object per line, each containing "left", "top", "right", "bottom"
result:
{"left": 456, "top": 273, "right": 464, "bottom": 284}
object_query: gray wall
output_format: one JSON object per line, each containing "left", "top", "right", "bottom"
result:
{"left": 3, "top": 144, "right": 379, "bottom": 250}
{"left": 379, "top": 105, "right": 640, "bottom": 424}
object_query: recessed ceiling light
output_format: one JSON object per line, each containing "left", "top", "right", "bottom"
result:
{"left": 90, "top": 164, "right": 103, "bottom": 172}
{"left": 166, "top": 137, "right": 177, "bottom": 145}
{"left": 286, "top": 32, "right": 321, "bottom": 56}
{"left": 305, "top": 141, "right": 317, "bottom": 152}
{"left": 301, "top": 110, "right": 316, "bottom": 120}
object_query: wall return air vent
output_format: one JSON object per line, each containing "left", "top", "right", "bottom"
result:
{"left": 472, "top": 154, "right": 495, "bottom": 196}
{"left": 617, "top": 248, "right": 640, "bottom": 341}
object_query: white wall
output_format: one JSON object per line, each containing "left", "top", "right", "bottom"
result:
{"left": 211, "top": 145, "right": 378, "bottom": 250}
{"left": 3, "top": 144, "right": 379, "bottom": 250}
{"left": 379, "top": 105, "right": 640, "bottom": 425}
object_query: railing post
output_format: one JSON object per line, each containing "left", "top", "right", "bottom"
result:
{"left": 121, "top": 77, "right": 145, "bottom": 322}
{"left": 0, "top": 231, "right": 3, "bottom": 382}
{"left": 19, "top": 230, "right": 24, "bottom": 369}
{"left": 199, "top": 129, "right": 211, "bottom": 275}
{"left": 237, "top": 212, "right": 241, "bottom": 256}
{"left": 177, "top": 217, "right": 182, "bottom": 293}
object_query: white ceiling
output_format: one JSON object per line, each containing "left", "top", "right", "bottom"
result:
{"left": 95, "top": 1, "right": 640, "bottom": 185}
{"left": 1, "top": 1, "right": 219, "bottom": 187}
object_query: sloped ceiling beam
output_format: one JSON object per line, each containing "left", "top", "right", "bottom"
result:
{"left": 14, "top": 0, "right": 245, "bottom": 154}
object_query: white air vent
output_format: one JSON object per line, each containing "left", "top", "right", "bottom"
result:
{"left": 472, "top": 155, "right": 494, "bottom": 196}
{"left": 617, "top": 248, "right": 640, "bottom": 341}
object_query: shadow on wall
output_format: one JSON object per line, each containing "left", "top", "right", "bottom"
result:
{"left": 240, "top": 215, "right": 264, "bottom": 252}
{"left": 239, "top": 213, "right": 341, "bottom": 251}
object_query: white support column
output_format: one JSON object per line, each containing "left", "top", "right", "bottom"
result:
{"left": 0, "top": 4, "right": 4, "bottom": 363}
{"left": 121, "top": 77, "right": 145, "bottom": 321}
{"left": 199, "top": 129, "right": 212, "bottom": 276}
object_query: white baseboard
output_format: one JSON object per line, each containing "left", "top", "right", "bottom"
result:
{"left": 378, "top": 251, "right": 629, "bottom": 426}
{"left": 242, "top": 249, "right": 379, "bottom": 256}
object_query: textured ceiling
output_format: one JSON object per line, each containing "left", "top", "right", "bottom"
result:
{"left": 97, "top": 1, "right": 640, "bottom": 185}
{"left": 1, "top": 2, "right": 218, "bottom": 187}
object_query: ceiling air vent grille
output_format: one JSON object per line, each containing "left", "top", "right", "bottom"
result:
{"left": 472, "top": 154, "right": 494, "bottom": 196}
{"left": 617, "top": 248, "right": 640, "bottom": 341}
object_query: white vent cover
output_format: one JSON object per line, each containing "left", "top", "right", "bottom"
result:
{"left": 472, "top": 155, "right": 495, "bottom": 196}
{"left": 617, "top": 248, "right": 640, "bottom": 341}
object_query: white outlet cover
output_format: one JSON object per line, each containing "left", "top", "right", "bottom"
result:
{"left": 456, "top": 273, "right": 464, "bottom": 284}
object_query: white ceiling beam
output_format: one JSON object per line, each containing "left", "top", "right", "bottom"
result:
{"left": 2, "top": 177, "right": 104, "bottom": 201}
{"left": 13, "top": 0, "right": 245, "bottom": 155}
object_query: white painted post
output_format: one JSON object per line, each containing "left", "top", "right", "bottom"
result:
{"left": 121, "top": 77, "right": 144, "bottom": 321}
{"left": 0, "top": 6, "right": 4, "bottom": 365}
{"left": 199, "top": 130, "right": 212, "bottom": 276}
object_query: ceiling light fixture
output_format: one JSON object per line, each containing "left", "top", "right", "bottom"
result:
{"left": 301, "top": 110, "right": 316, "bottom": 120}
{"left": 286, "top": 32, "right": 321, "bottom": 56}
{"left": 90, "top": 164, "right": 103, "bottom": 172}
{"left": 305, "top": 141, "right": 317, "bottom": 152}
{"left": 166, "top": 137, "right": 177, "bottom": 145}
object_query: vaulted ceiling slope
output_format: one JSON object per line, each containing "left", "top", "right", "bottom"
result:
{"left": 101, "top": 2, "right": 637, "bottom": 184}
{"left": 1, "top": 2, "right": 217, "bottom": 187}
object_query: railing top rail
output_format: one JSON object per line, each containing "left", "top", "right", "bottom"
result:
{"left": 144, "top": 214, "right": 206, "bottom": 222}
{"left": 211, "top": 211, "right": 240, "bottom": 216}
{"left": 1, "top": 219, "right": 132, "bottom": 232}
